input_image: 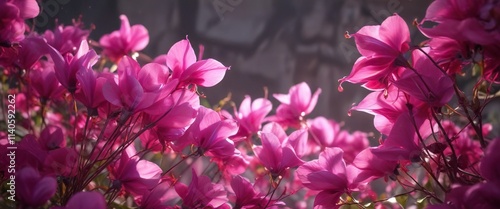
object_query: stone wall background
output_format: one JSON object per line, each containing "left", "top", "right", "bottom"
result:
{"left": 36, "top": 0, "right": 433, "bottom": 134}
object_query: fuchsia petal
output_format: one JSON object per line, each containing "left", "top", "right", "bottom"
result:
{"left": 290, "top": 82, "right": 312, "bottom": 112}
{"left": 480, "top": 138, "right": 500, "bottom": 182}
{"left": 13, "top": 0, "right": 40, "bottom": 19}
{"left": 262, "top": 122, "right": 288, "bottom": 143}
{"left": 319, "top": 147, "right": 347, "bottom": 175}
{"left": 128, "top": 25, "right": 149, "bottom": 51}
{"left": 65, "top": 192, "right": 106, "bottom": 209}
{"left": 379, "top": 14, "right": 410, "bottom": 52}
{"left": 181, "top": 58, "right": 228, "bottom": 87}
{"left": 166, "top": 39, "right": 197, "bottom": 77}
{"left": 256, "top": 132, "right": 283, "bottom": 172}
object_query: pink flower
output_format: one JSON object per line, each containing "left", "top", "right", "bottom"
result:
{"left": 296, "top": 147, "right": 371, "bottom": 208}
{"left": 180, "top": 106, "right": 238, "bottom": 158}
{"left": 350, "top": 86, "right": 410, "bottom": 135}
{"left": 43, "top": 21, "right": 90, "bottom": 55}
{"left": 44, "top": 147, "right": 79, "bottom": 177}
{"left": 108, "top": 147, "right": 162, "bottom": 197}
{"left": 140, "top": 89, "right": 200, "bottom": 152}
{"left": 103, "top": 56, "right": 177, "bottom": 118}
{"left": 481, "top": 138, "right": 500, "bottom": 182}
{"left": 54, "top": 40, "right": 98, "bottom": 93}
{"left": 99, "top": 14, "right": 149, "bottom": 62}
{"left": 253, "top": 125, "right": 304, "bottom": 176}
{"left": 233, "top": 95, "right": 272, "bottom": 140}
{"left": 230, "top": 175, "right": 267, "bottom": 209}
{"left": 333, "top": 130, "right": 369, "bottom": 164}
{"left": 29, "top": 60, "right": 65, "bottom": 102}
{"left": 427, "top": 37, "right": 471, "bottom": 74}
{"left": 0, "top": 0, "right": 39, "bottom": 43}
{"left": 1, "top": 36, "right": 65, "bottom": 72}
{"left": 161, "top": 38, "right": 229, "bottom": 88}
{"left": 175, "top": 169, "right": 229, "bottom": 208}
{"left": 371, "top": 110, "right": 432, "bottom": 162}
{"left": 307, "top": 116, "right": 341, "bottom": 147}
{"left": 393, "top": 49, "right": 454, "bottom": 107}
{"left": 352, "top": 148, "right": 399, "bottom": 181}
{"left": 17, "top": 166, "right": 57, "bottom": 207}
{"left": 56, "top": 192, "right": 107, "bottom": 209}
{"left": 339, "top": 14, "right": 410, "bottom": 90}
{"left": 39, "top": 125, "right": 65, "bottom": 150}
{"left": 419, "top": 0, "right": 500, "bottom": 45}
{"left": 74, "top": 68, "right": 108, "bottom": 114}
{"left": 138, "top": 181, "right": 179, "bottom": 209}
{"left": 268, "top": 82, "right": 321, "bottom": 128}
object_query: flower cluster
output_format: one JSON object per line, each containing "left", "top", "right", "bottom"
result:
{"left": 1, "top": 0, "right": 499, "bottom": 209}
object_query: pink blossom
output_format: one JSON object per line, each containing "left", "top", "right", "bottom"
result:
{"left": 108, "top": 148, "right": 162, "bottom": 197}
{"left": 0, "top": 0, "right": 39, "bottom": 43}
{"left": 230, "top": 175, "right": 267, "bottom": 209}
{"left": 427, "top": 37, "right": 471, "bottom": 74}
{"left": 350, "top": 86, "right": 412, "bottom": 135}
{"left": 1, "top": 36, "right": 65, "bottom": 72}
{"left": 268, "top": 82, "right": 321, "bottom": 128}
{"left": 140, "top": 89, "right": 199, "bottom": 152}
{"left": 54, "top": 40, "right": 98, "bottom": 93}
{"left": 307, "top": 116, "right": 341, "bottom": 147}
{"left": 296, "top": 147, "right": 371, "bottom": 208}
{"left": 138, "top": 181, "right": 179, "bottom": 209}
{"left": 419, "top": 0, "right": 500, "bottom": 45}
{"left": 233, "top": 95, "right": 272, "bottom": 140}
{"left": 29, "top": 60, "right": 65, "bottom": 102}
{"left": 175, "top": 169, "right": 229, "bottom": 208}
{"left": 99, "top": 14, "right": 149, "bottom": 62}
{"left": 38, "top": 125, "right": 65, "bottom": 150}
{"left": 352, "top": 148, "right": 399, "bottom": 181}
{"left": 103, "top": 56, "right": 177, "bottom": 118}
{"left": 44, "top": 147, "right": 79, "bottom": 177}
{"left": 56, "top": 192, "right": 107, "bottom": 209}
{"left": 161, "top": 38, "right": 229, "bottom": 88}
{"left": 333, "top": 130, "right": 369, "bottom": 164}
{"left": 74, "top": 68, "right": 108, "bottom": 114}
{"left": 393, "top": 49, "right": 454, "bottom": 107}
{"left": 371, "top": 110, "right": 432, "bottom": 162}
{"left": 17, "top": 166, "right": 57, "bottom": 207}
{"left": 43, "top": 21, "right": 90, "bottom": 55}
{"left": 339, "top": 14, "right": 410, "bottom": 90}
{"left": 481, "top": 138, "right": 500, "bottom": 182}
{"left": 180, "top": 106, "right": 238, "bottom": 158}
{"left": 253, "top": 129, "right": 304, "bottom": 176}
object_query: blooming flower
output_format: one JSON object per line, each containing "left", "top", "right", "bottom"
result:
{"left": 233, "top": 95, "right": 272, "bottom": 140}
{"left": 103, "top": 56, "right": 177, "bottom": 119}
{"left": 0, "top": 0, "right": 39, "bottom": 44}
{"left": 29, "top": 60, "right": 65, "bottom": 102}
{"left": 268, "top": 82, "right": 321, "bottom": 128}
{"left": 159, "top": 38, "right": 229, "bottom": 88}
{"left": 254, "top": 125, "right": 304, "bottom": 176}
{"left": 108, "top": 147, "right": 162, "bottom": 197}
{"left": 54, "top": 192, "right": 107, "bottom": 209}
{"left": 43, "top": 21, "right": 90, "bottom": 55}
{"left": 393, "top": 49, "right": 454, "bottom": 107}
{"left": 175, "top": 169, "right": 229, "bottom": 208}
{"left": 16, "top": 166, "right": 57, "bottom": 207}
{"left": 230, "top": 175, "right": 267, "bottom": 209}
{"left": 180, "top": 106, "right": 238, "bottom": 158}
{"left": 339, "top": 14, "right": 410, "bottom": 90}
{"left": 297, "top": 147, "right": 370, "bottom": 208}
{"left": 99, "top": 14, "right": 149, "bottom": 62}
{"left": 54, "top": 40, "right": 98, "bottom": 93}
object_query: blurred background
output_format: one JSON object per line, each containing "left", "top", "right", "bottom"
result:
{"left": 34, "top": 0, "right": 434, "bottom": 134}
